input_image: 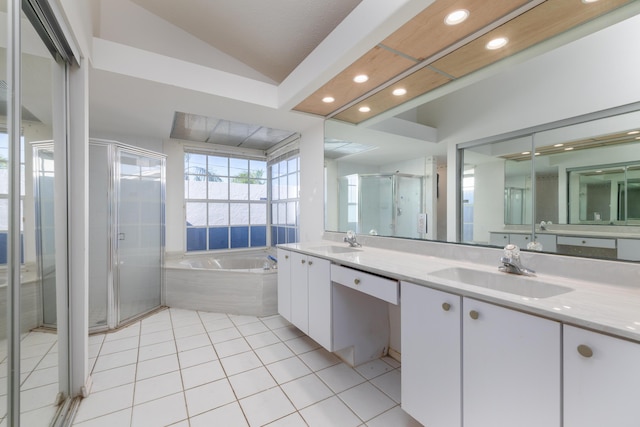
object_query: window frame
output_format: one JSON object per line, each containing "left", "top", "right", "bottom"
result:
{"left": 268, "top": 151, "right": 300, "bottom": 246}
{"left": 184, "top": 150, "right": 268, "bottom": 252}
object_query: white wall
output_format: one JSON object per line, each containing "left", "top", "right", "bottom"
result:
{"left": 299, "top": 122, "right": 325, "bottom": 242}
{"left": 472, "top": 160, "right": 505, "bottom": 244}
{"left": 164, "top": 139, "right": 184, "bottom": 255}
{"left": 438, "top": 13, "right": 640, "bottom": 240}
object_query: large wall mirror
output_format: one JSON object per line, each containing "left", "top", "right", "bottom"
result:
{"left": 460, "top": 106, "right": 640, "bottom": 262}
{"left": 324, "top": 118, "right": 447, "bottom": 241}
{"left": 324, "top": 2, "right": 640, "bottom": 264}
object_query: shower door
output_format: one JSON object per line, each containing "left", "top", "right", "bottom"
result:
{"left": 395, "top": 175, "right": 424, "bottom": 239}
{"left": 33, "top": 144, "right": 57, "bottom": 326}
{"left": 359, "top": 175, "right": 393, "bottom": 235}
{"left": 116, "top": 149, "right": 164, "bottom": 323}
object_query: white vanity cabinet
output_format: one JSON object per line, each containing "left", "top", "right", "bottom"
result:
{"left": 401, "top": 284, "right": 560, "bottom": 427}
{"left": 289, "top": 251, "right": 330, "bottom": 336}
{"left": 276, "top": 248, "right": 292, "bottom": 322}
{"left": 401, "top": 282, "right": 461, "bottom": 427}
{"left": 489, "top": 232, "right": 556, "bottom": 252}
{"left": 463, "top": 298, "right": 561, "bottom": 427}
{"left": 564, "top": 325, "right": 640, "bottom": 427}
{"left": 508, "top": 232, "right": 533, "bottom": 248}
{"left": 307, "top": 256, "right": 332, "bottom": 350}
{"left": 617, "top": 238, "right": 640, "bottom": 261}
{"left": 489, "top": 232, "right": 509, "bottom": 246}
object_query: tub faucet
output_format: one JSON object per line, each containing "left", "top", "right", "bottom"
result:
{"left": 499, "top": 244, "right": 535, "bottom": 276}
{"left": 344, "top": 230, "right": 361, "bottom": 247}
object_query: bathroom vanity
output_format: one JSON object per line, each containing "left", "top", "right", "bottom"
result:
{"left": 489, "top": 228, "right": 640, "bottom": 261}
{"left": 276, "top": 241, "right": 640, "bottom": 427}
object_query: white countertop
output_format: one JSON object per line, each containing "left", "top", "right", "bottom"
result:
{"left": 279, "top": 241, "right": 640, "bottom": 343}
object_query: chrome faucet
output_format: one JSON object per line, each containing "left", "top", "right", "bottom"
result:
{"left": 343, "top": 230, "right": 361, "bottom": 247}
{"left": 499, "top": 244, "right": 535, "bottom": 276}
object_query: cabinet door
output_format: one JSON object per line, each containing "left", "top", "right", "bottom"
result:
{"left": 307, "top": 256, "right": 332, "bottom": 350}
{"left": 489, "top": 233, "right": 509, "bottom": 246}
{"left": 290, "top": 251, "right": 309, "bottom": 334}
{"left": 535, "top": 233, "right": 556, "bottom": 252}
{"left": 463, "top": 298, "right": 561, "bottom": 427}
{"left": 617, "top": 238, "right": 640, "bottom": 261}
{"left": 276, "top": 249, "right": 292, "bottom": 322}
{"left": 509, "top": 233, "right": 532, "bottom": 248}
{"left": 564, "top": 325, "right": 640, "bottom": 427}
{"left": 401, "top": 282, "right": 461, "bottom": 427}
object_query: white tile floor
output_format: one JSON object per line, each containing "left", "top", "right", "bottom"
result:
{"left": 73, "top": 308, "right": 421, "bottom": 427}
{"left": 0, "top": 330, "right": 60, "bottom": 427}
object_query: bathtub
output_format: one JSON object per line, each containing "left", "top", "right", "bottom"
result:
{"left": 165, "top": 250, "right": 278, "bottom": 316}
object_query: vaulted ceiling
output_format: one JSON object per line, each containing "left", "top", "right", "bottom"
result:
{"left": 129, "top": 0, "right": 363, "bottom": 83}
{"left": 88, "top": 0, "right": 640, "bottom": 158}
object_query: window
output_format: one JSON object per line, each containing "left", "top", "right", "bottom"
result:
{"left": 270, "top": 153, "right": 300, "bottom": 245}
{"left": 185, "top": 152, "right": 267, "bottom": 251}
{"left": 461, "top": 170, "right": 475, "bottom": 243}
{"left": 0, "top": 132, "right": 25, "bottom": 264}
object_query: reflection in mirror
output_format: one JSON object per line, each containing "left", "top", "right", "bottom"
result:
{"left": 568, "top": 162, "right": 640, "bottom": 224}
{"left": 460, "top": 136, "right": 533, "bottom": 246}
{"left": 324, "top": 119, "right": 446, "bottom": 241}
{"left": 460, "top": 107, "right": 640, "bottom": 261}
{"left": 338, "top": 173, "right": 424, "bottom": 238}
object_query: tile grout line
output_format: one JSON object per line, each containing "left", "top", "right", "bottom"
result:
{"left": 169, "top": 309, "right": 193, "bottom": 427}
{"left": 128, "top": 317, "right": 144, "bottom": 427}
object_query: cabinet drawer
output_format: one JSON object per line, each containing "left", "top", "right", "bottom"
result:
{"left": 557, "top": 236, "right": 616, "bottom": 249}
{"left": 331, "top": 264, "right": 399, "bottom": 304}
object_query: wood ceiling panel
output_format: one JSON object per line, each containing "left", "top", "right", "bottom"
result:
{"left": 431, "top": 0, "right": 631, "bottom": 78}
{"left": 332, "top": 67, "right": 451, "bottom": 124}
{"left": 293, "top": 46, "right": 416, "bottom": 116}
{"left": 382, "top": 0, "right": 530, "bottom": 61}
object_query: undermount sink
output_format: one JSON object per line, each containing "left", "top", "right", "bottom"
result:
{"left": 430, "top": 267, "right": 573, "bottom": 299}
{"left": 309, "top": 245, "right": 362, "bottom": 254}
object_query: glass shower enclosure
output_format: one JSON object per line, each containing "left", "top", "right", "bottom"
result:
{"left": 89, "top": 140, "right": 165, "bottom": 331}
{"left": 339, "top": 173, "right": 425, "bottom": 239}
{"left": 34, "top": 140, "right": 165, "bottom": 332}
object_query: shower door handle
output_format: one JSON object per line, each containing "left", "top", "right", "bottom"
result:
{"left": 118, "top": 233, "right": 126, "bottom": 241}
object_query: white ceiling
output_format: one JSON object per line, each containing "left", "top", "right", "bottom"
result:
{"left": 129, "top": 0, "right": 363, "bottom": 84}
{"left": 88, "top": 0, "right": 372, "bottom": 148}
{"left": 87, "top": 0, "right": 639, "bottom": 163}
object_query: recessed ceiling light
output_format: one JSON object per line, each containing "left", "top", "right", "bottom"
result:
{"left": 522, "top": 151, "right": 530, "bottom": 155}
{"left": 534, "top": 152, "right": 540, "bottom": 156}
{"left": 628, "top": 130, "right": 640, "bottom": 135}
{"left": 322, "top": 96, "right": 335, "bottom": 103}
{"left": 392, "top": 88, "right": 407, "bottom": 96}
{"left": 486, "top": 37, "right": 508, "bottom": 50}
{"left": 554, "top": 143, "right": 564, "bottom": 147}
{"left": 359, "top": 106, "right": 371, "bottom": 113}
{"left": 353, "top": 74, "right": 369, "bottom": 83}
{"left": 565, "top": 147, "right": 574, "bottom": 151}
{"left": 581, "top": 0, "right": 599, "bottom": 3}
{"left": 444, "top": 9, "right": 469, "bottom": 26}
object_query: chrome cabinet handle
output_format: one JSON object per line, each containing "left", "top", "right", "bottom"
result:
{"left": 577, "top": 344, "right": 593, "bottom": 358}
{"left": 308, "top": 261, "right": 313, "bottom": 266}
{"left": 354, "top": 278, "right": 361, "bottom": 285}
{"left": 442, "top": 302, "right": 451, "bottom": 311}
{"left": 285, "top": 255, "right": 289, "bottom": 259}
{"left": 469, "top": 310, "right": 479, "bottom": 320}
{"left": 301, "top": 259, "right": 306, "bottom": 264}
